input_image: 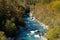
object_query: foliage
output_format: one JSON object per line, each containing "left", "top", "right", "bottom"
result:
{"left": 46, "top": 27, "right": 60, "bottom": 40}
{"left": 4, "top": 18, "right": 18, "bottom": 37}
{"left": 0, "top": 31, "right": 6, "bottom": 40}
{"left": 40, "top": 0, "right": 52, "bottom": 4}
{"left": 27, "top": 0, "right": 52, "bottom": 5}
{"left": 0, "top": 0, "right": 26, "bottom": 37}
{"left": 49, "top": 0, "right": 60, "bottom": 12}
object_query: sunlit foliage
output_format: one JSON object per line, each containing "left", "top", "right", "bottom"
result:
{"left": 49, "top": 0, "right": 60, "bottom": 12}
{"left": 46, "top": 27, "right": 60, "bottom": 40}
{"left": 0, "top": 31, "right": 6, "bottom": 40}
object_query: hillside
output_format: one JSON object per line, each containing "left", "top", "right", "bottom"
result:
{"left": 32, "top": 0, "right": 60, "bottom": 40}
{"left": 0, "top": 0, "right": 60, "bottom": 40}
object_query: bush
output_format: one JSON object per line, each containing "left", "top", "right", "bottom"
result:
{"left": 0, "top": 0, "right": 26, "bottom": 37}
{"left": 4, "top": 18, "right": 18, "bottom": 37}
{"left": 0, "top": 31, "right": 6, "bottom": 40}
{"left": 49, "top": 0, "right": 60, "bottom": 12}
{"left": 46, "top": 27, "right": 60, "bottom": 40}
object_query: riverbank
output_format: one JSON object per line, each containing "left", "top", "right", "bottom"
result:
{"left": 30, "top": 11, "right": 49, "bottom": 30}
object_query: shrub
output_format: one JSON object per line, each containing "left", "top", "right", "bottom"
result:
{"left": 0, "top": 31, "right": 6, "bottom": 40}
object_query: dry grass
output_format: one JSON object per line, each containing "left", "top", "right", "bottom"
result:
{"left": 33, "top": 2, "right": 60, "bottom": 29}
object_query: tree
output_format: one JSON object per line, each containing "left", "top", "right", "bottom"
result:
{"left": 0, "top": 31, "right": 6, "bottom": 40}
{"left": 4, "top": 18, "right": 18, "bottom": 37}
{"left": 46, "top": 27, "right": 60, "bottom": 40}
{"left": 49, "top": 0, "right": 60, "bottom": 12}
{"left": 0, "top": 0, "right": 26, "bottom": 37}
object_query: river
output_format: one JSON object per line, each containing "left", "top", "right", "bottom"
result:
{"left": 14, "top": 11, "right": 47, "bottom": 40}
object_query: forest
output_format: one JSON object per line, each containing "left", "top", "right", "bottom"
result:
{"left": 0, "top": 0, "right": 60, "bottom": 40}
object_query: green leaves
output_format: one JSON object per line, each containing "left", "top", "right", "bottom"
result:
{"left": 4, "top": 18, "right": 17, "bottom": 37}
{"left": 5, "top": 18, "right": 16, "bottom": 29}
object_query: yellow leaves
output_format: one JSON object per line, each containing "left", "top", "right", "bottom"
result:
{"left": 49, "top": 0, "right": 60, "bottom": 12}
{"left": 0, "top": 31, "right": 5, "bottom": 36}
{"left": 50, "top": 0, "right": 60, "bottom": 7}
{"left": 46, "top": 27, "right": 60, "bottom": 40}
